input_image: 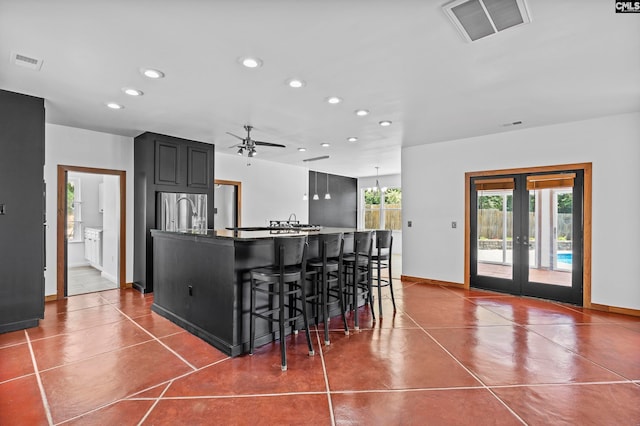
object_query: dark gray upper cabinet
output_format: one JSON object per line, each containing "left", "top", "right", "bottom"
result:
{"left": 154, "top": 140, "right": 180, "bottom": 185}
{"left": 0, "top": 90, "right": 45, "bottom": 333}
{"left": 187, "top": 146, "right": 212, "bottom": 189}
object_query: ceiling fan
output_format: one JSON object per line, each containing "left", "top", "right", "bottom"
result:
{"left": 227, "top": 125, "right": 286, "bottom": 157}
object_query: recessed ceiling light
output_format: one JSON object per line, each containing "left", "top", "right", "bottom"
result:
{"left": 347, "top": 137, "right": 358, "bottom": 142}
{"left": 141, "top": 68, "right": 165, "bottom": 79}
{"left": 239, "top": 57, "right": 263, "bottom": 68}
{"left": 355, "top": 109, "right": 369, "bottom": 117}
{"left": 106, "top": 102, "right": 124, "bottom": 110}
{"left": 378, "top": 120, "right": 392, "bottom": 127}
{"left": 326, "top": 96, "right": 342, "bottom": 104}
{"left": 321, "top": 143, "right": 331, "bottom": 147}
{"left": 298, "top": 147, "right": 307, "bottom": 152}
{"left": 287, "top": 79, "right": 305, "bottom": 88}
{"left": 122, "top": 88, "right": 143, "bottom": 96}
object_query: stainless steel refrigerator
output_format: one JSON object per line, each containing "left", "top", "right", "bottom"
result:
{"left": 158, "top": 192, "right": 207, "bottom": 232}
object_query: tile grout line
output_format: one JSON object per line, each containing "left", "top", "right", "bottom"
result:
{"left": 520, "top": 323, "right": 636, "bottom": 383}
{"left": 487, "top": 380, "right": 638, "bottom": 389}
{"left": 403, "top": 311, "right": 528, "bottom": 426}
{"left": 314, "top": 327, "right": 336, "bottom": 426}
{"left": 24, "top": 330, "right": 54, "bottom": 426}
{"left": 0, "top": 372, "right": 36, "bottom": 386}
{"left": 0, "top": 340, "right": 32, "bottom": 349}
{"left": 37, "top": 338, "right": 156, "bottom": 374}
{"left": 130, "top": 391, "right": 332, "bottom": 400}
{"left": 137, "top": 381, "right": 173, "bottom": 425}
{"left": 55, "top": 358, "right": 230, "bottom": 425}
{"left": 97, "top": 294, "right": 198, "bottom": 371}
{"left": 329, "top": 386, "right": 487, "bottom": 395}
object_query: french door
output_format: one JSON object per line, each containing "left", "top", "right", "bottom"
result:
{"left": 470, "top": 170, "right": 583, "bottom": 305}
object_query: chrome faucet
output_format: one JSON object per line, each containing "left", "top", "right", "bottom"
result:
{"left": 176, "top": 196, "right": 201, "bottom": 230}
{"left": 176, "top": 196, "right": 198, "bottom": 216}
{"left": 288, "top": 213, "right": 297, "bottom": 222}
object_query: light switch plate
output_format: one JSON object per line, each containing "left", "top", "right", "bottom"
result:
{"left": 451, "top": 221, "right": 457, "bottom": 228}
{"left": 407, "top": 220, "right": 412, "bottom": 227}
{"left": 0, "top": 204, "right": 5, "bottom": 215}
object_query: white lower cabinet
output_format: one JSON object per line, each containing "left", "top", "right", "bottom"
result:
{"left": 84, "top": 228, "right": 103, "bottom": 269}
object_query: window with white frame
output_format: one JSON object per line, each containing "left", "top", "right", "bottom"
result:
{"left": 363, "top": 187, "right": 402, "bottom": 231}
{"left": 67, "top": 178, "right": 83, "bottom": 242}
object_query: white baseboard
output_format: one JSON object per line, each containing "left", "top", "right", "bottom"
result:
{"left": 101, "top": 270, "right": 117, "bottom": 284}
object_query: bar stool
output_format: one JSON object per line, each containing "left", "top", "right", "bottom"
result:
{"left": 249, "top": 236, "right": 315, "bottom": 371}
{"left": 342, "top": 231, "right": 375, "bottom": 330}
{"left": 371, "top": 230, "right": 396, "bottom": 318}
{"left": 307, "top": 233, "right": 349, "bottom": 345}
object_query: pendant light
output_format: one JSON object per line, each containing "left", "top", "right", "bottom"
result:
{"left": 374, "top": 166, "right": 387, "bottom": 193}
{"left": 324, "top": 173, "right": 331, "bottom": 199}
{"left": 313, "top": 171, "right": 319, "bottom": 200}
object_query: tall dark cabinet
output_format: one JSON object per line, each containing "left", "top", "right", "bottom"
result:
{"left": 134, "top": 132, "right": 214, "bottom": 293}
{"left": 0, "top": 90, "right": 45, "bottom": 333}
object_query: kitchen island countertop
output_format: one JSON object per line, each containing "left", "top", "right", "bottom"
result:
{"left": 151, "top": 227, "right": 360, "bottom": 241}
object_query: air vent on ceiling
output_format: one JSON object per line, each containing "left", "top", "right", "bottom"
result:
{"left": 303, "top": 155, "right": 330, "bottom": 162}
{"left": 10, "top": 52, "right": 44, "bottom": 70}
{"left": 442, "top": 0, "right": 531, "bottom": 42}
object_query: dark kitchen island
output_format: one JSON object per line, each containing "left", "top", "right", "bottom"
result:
{"left": 150, "top": 228, "right": 357, "bottom": 356}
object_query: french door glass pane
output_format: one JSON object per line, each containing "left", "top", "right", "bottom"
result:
{"left": 476, "top": 189, "right": 513, "bottom": 280}
{"left": 528, "top": 187, "right": 573, "bottom": 286}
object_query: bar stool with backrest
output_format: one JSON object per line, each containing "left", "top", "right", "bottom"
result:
{"left": 306, "top": 233, "right": 349, "bottom": 345}
{"left": 249, "top": 236, "right": 315, "bottom": 371}
{"left": 371, "top": 230, "right": 396, "bottom": 318}
{"left": 342, "top": 231, "right": 375, "bottom": 330}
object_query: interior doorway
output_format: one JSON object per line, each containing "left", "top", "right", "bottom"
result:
{"left": 465, "top": 163, "right": 592, "bottom": 307}
{"left": 214, "top": 179, "right": 241, "bottom": 229}
{"left": 57, "top": 165, "right": 126, "bottom": 299}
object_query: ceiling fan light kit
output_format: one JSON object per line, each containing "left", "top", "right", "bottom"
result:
{"left": 227, "top": 125, "right": 286, "bottom": 160}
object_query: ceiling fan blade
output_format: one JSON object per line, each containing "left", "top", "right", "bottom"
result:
{"left": 254, "top": 141, "right": 286, "bottom": 148}
{"left": 226, "top": 132, "right": 245, "bottom": 141}
{"left": 228, "top": 143, "right": 245, "bottom": 149}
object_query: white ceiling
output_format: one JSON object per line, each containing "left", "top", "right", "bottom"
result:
{"left": 1, "top": 0, "right": 638, "bottom": 178}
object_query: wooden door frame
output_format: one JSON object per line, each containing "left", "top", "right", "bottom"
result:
{"left": 465, "top": 162, "right": 592, "bottom": 307}
{"left": 214, "top": 179, "right": 242, "bottom": 227}
{"left": 57, "top": 165, "right": 126, "bottom": 299}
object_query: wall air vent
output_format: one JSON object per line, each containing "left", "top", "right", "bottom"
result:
{"left": 442, "top": 0, "right": 531, "bottom": 42}
{"left": 10, "top": 52, "right": 44, "bottom": 70}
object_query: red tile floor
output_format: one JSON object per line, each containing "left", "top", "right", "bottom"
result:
{"left": 1, "top": 281, "right": 639, "bottom": 425}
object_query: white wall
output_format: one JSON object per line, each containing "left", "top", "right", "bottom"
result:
{"left": 45, "top": 124, "right": 134, "bottom": 296}
{"left": 101, "top": 175, "right": 119, "bottom": 283}
{"left": 215, "top": 152, "right": 309, "bottom": 226}
{"left": 402, "top": 112, "right": 640, "bottom": 310}
{"left": 214, "top": 184, "right": 236, "bottom": 229}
